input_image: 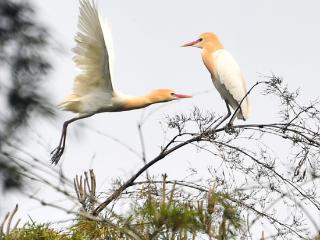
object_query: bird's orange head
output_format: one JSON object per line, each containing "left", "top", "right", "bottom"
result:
{"left": 148, "top": 89, "right": 192, "bottom": 103}
{"left": 181, "top": 32, "right": 224, "bottom": 51}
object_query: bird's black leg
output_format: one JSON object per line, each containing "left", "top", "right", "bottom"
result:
{"left": 51, "top": 119, "right": 72, "bottom": 165}
{"left": 50, "top": 114, "right": 93, "bottom": 165}
{"left": 228, "top": 110, "right": 238, "bottom": 126}
{"left": 214, "top": 100, "right": 231, "bottom": 129}
{"left": 224, "top": 103, "right": 236, "bottom": 134}
{"left": 225, "top": 104, "right": 243, "bottom": 134}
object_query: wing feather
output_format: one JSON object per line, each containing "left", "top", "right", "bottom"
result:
{"left": 72, "top": 0, "right": 114, "bottom": 95}
{"left": 214, "top": 49, "right": 251, "bottom": 119}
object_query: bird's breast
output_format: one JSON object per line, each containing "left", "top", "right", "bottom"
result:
{"left": 201, "top": 50, "right": 219, "bottom": 81}
{"left": 73, "top": 90, "right": 118, "bottom": 114}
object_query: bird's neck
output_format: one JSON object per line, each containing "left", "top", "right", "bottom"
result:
{"left": 203, "top": 39, "right": 224, "bottom": 53}
{"left": 120, "top": 94, "right": 153, "bottom": 110}
{"left": 201, "top": 43, "right": 224, "bottom": 76}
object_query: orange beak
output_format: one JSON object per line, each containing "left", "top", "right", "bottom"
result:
{"left": 181, "top": 39, "right": 201, "bottom": 47}
{"left": 173, "top": 93, "right": 192, "bottom": 98}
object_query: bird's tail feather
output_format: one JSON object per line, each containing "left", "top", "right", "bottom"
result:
{"left": 239, "top": 98, "right": 251, "bottom": 120}
{"left": 58, "top": 94, "right": 80, "bottom": 113}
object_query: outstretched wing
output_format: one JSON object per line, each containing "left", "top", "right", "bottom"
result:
{"left": 72, "top": 0, "right": 114, "bottom": 96}
{"left": 214, "top": 49, "right": 251, "bottom": 120}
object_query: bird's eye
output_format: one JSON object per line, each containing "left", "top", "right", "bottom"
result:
{"left": 198, "top": 38, "right": 203, "bottom": 42}
{"left": 170, "top": 92, "right": 175, "bottom": 96}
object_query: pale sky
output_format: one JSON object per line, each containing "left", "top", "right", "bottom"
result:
{"left": 2, "top": 0, "right": 320, "bottom": 238}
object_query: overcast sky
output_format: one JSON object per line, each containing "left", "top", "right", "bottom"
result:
{"left": 2, "top": 0, "right": 320, "bottom": 238}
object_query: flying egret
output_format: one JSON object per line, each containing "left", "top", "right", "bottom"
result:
{"left": 51, "top": 0, "right": 191, "bottom": 165}
{"left": 182, "top": 32, "right": 251, "bottom": 127}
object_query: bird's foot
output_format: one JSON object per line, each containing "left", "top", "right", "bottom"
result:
{"left": 50, "top": 146, "right": 64, "bottom": 165}
{"left": 224, "top": 123, "right": 235, "bottom": 134}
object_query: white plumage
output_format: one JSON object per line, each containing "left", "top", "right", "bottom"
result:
{"left": 182, "top": 32, "right": 251, "bottom": 125}
{"left": 213, "top": 49, "right": 251, "bottom": 120}
{"left": 59, "top": 0, "right": 116, "bottom": 114}
{"left": 51, "top": 0, "right": 192, "bottom": 164}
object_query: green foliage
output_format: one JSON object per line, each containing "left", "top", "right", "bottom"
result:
{"left": 71, "top": 219, "right": 121, "bottom": 239}
{"left": 1, "top": 178, "right": 244, "bottom": 240}
{"left": 207, "top": 190, "right": 242, "bottom": 239}
{"left": 134, "top": 193, "right": 204, "bottom": 237}
{"left": 3, "top": 221, "right": 120, "bottom": 240}
{"left": 3, "top": 223, "right": 66, "bottom": 240}
{"left": 122, "top": 180, "right": 243, "bottom": 239}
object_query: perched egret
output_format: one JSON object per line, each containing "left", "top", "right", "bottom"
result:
{"left": 182, "top": 32, "right": 251, "bottom": 127}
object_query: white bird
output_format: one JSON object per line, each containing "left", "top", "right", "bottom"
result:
{"left": 182, "top": 32, "right": 251, "bottom": 127}
{"left": 51, "top": 0, "right": 191, "bottom": 164}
